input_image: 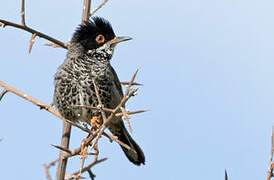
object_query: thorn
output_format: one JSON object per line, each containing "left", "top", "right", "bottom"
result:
{"left": 130, "top": 69, "right": 139, "bottom": 84}
{"left": 0, "top": 89, "right": 8, "bottom": 101}
{"left": 28, "top": 33, "right": 37, "bottom": 54}
{"left": 115, "top": 110, "right": 148, "bottom": 117}
{"left": 0, "top": 22, "right": 5, "bottom": 27}
{"left": 120, "top": 81, "right": 143, "bottom": 86}
{"left": 51, "top": 144, "right": 72, "bottom": 154}
{"left": 120, "top": 107, "right": 132, "bottom": 133}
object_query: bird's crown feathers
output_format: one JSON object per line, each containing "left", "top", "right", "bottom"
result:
{"left": 72, "top": 17, "right": 115, "bottom": 49}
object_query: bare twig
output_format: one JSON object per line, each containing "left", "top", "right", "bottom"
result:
{"left": 79, "top": 142, "right": 88, "bottom": 177}
{"left": 74, "top": 104, "right": 114, "bottom": 113}
{"left": 71, "top": 158, "right": 107, "bottom": 179}
{"left": 120, "top": 107, "right": 132, "bottom": 133}
{"left": 1, "top": 0, "right": 67, "bottom": 50}
{"left": 43, "top": 159, "right": 58, "bottom": 180}
{"left": 82, "top": 0, "right": 91, "bottom": 24}
{"left": 44, "top": 41, "right": 71, "bottom": 48}
{"left": 0, "top": 81, "right": 61, "bottom": 117}
{"left": 74, "top": 104, "right": 147, "bottom": 117}
{"left": 267, "top": 128, "right": 274, "bottom": 180}
{"left": 0, "top": 19, "right": 67, "bottom": 49}
{"left": 21, "top": 0, "right": 26, "bottom": 26}
{"left": 115, "top": 110, "right": 148, "bottom": 117}
{"left": 64, "top": 118, "right": 92, "bottom": 134}
{"left": 103, "top": 132, "right": 131, "bottom": 150}
{"left": 92, "top": 80, "right": 107, "bottom": 122}
{"left": 90, "top": 0, "right": 108, "bottom": 16}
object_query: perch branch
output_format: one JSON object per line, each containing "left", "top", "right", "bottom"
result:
{"left": 0, "top": 81, "right": 61, "bottom": 117}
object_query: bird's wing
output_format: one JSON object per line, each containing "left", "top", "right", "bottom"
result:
{"left": 110, "top": 65, "right": 124, "bottom": 98}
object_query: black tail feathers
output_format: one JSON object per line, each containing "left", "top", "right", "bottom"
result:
{"left": 110, "top": 122, "right": 145, "bottom": 165}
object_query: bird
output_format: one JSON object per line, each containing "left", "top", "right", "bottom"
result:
{"left": 53, "top": 17, "right": 145, "bottom": 165}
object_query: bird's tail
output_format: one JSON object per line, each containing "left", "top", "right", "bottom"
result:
{"left": 109, "top": 121, "right": 145, "bottom": 165}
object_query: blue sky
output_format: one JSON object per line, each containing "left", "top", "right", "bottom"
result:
{"left": 1, "top": 0, "right": 274, "bottom": 179}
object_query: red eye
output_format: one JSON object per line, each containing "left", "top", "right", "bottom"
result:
{"left": 95, "top": 34, "right": 105, "bottom": 44}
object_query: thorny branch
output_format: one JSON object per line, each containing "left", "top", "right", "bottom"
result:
{"left": 0, "top": 81, "right": 61, "bottom": 118}
{"left": 0, "top": 0, "right": 67, "bottom": 51}
{"left": 0, "top": 19, "right": 67, "bottom": 50}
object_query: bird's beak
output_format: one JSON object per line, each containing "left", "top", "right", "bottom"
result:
{"left": 108, "top": 36, "right": 132, "bottom": 46}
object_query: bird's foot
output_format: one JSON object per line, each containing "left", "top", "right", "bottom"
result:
{"left": 90, "top": 116, "right": 101, "bottom": 129}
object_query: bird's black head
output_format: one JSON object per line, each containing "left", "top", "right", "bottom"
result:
{"left": 72, "top": 17, "right": 116, "bottom": 50}
{"left": 71, "top": 17, "right": 132, "bottom": 56}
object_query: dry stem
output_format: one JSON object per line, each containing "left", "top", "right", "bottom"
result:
{"left": 43, "top": 159, "right": 59, "bottom": 180}
{"left": 90, "top": 0, "right": 108, "bottom": 16}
